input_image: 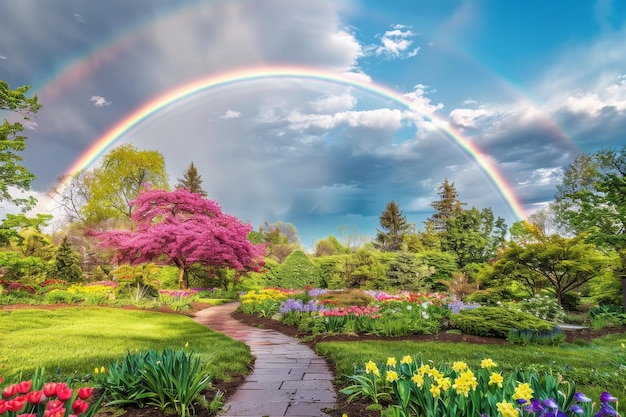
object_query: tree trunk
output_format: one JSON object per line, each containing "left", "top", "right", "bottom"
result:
{"left": 178, "top": 266, "right": 189, "bottom": 289}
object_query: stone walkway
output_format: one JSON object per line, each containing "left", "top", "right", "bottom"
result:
{"left": 193, "top": 303, "right": 336, "bottom": 417}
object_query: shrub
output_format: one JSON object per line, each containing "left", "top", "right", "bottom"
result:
{"left": 316, "top": 289, "right": 375, "bottom": 307}
{"left": 45, "top": 289, "right": 84, "bottom": 304}
{"left": 451, "top": 306, "right": 553, "bottom": 338}
{"left": 511, "top": 294, "right": 566, "bottom": 323}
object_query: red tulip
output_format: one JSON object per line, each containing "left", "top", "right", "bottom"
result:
{"left": 6, "top": 395, "right": 27, "bottom": 412}
{"left": 0, "top": 399, "right": 7, "bottom": 413}
{"left": 2, "top": 384, "right": 18, "bottom": 399}
{"left": 16, "top": 380, "right": 32, "bottom": 394}
{"left": 71, "top": 399, "right": 89, "bottom": 415}
{"left": 46, "top": 399, "right": 64, "bottom": 410}
{"left": 42, "top": 383, "right": 57, "bottom": 397}
{"left": 54, "top": 382, "right": 69, "bottom": 393}
{"left": 26, "top": 390, "right": 46, "bottom": 404}
{"left": 43, "top": 406, "right": 66, "bottom": 417}
{"left": 17, "top": 413, "right": 36, "bottom": 417}
{"left": 77, "top": 387, "right": 92, "bottom": 400}
{"left": 56, "top": 387, "right": 73, "bottom": 402}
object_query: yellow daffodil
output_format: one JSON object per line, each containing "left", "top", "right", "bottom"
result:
{"left": 429, "top": 384, "right": 441, "bottom": 398}
{"left": 387, "top": 357, "right": 397, "bottom": 367}
{"left": 401, "top": 355, "right": 413, "bottom": 365}
{"left": 365, "top": 360, "right": 379, "bottom": 375}
{"left": 386, "top": 370, "right": 399, "bottom": 382}
{"left": 411, "top": 373, "right": 424, "bottom": 387}
{"left": 497, "top": 399, "right": 519, "bottom": 417}
{"left": 452, "top": 361, "right": 468, "bottom": 373}
{"left": 512, "top": 382, "right": 534, "bottom": 402}
{"left": 437, "top": 377, "right": 451, "bottom": 392}
{"left": 481, "top": 358, "right": 498, "bottom": 369}
{"left": 488, "top": 372, "right": 504, "bottom": 388}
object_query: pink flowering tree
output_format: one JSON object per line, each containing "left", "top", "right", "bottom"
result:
{"left": 92, "top": 189, "right": 265, "bottom": 289}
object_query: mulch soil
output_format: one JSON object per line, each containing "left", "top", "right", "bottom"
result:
{"left": 4, "top": 302, "right": 625, "bottom": 417}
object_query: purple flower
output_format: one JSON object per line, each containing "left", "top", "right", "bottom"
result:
{"left": 594, "top": 403, "right": 618, "bottom": 417}
{"left": 543, "top": 398, "right": 559, "bottom": 410}
{"left": 574, "top": 392, "right": 592, "bottom": 403}
{"left": 600, "top": 392, "right": 618, "bottom": 403}
{"left": 569, "top": 405, "right": 584, "bottom": 415}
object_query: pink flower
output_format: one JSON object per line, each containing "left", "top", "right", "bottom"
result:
{"left": 56, "top": 387, "right": 73, "bottom": 402}
{"left": 3, "top": 384, "right": 18, "bottom": 399}
{"left": 71, "top": 399, "right": 89, "bottom": 415}
{"left": 26, "top": 390, "right": 46, "bottom": 404}
{"left": 77, "top": 387, "right": 92, "bottom": 400}
{"left": 6, "top": 395, "right": 27, "bottom": 412}
{"left": 42, "top": 383, "right": 57, "bottom": 397}
{"left": 16, "top": 380, "right": 32, "bottom": 394}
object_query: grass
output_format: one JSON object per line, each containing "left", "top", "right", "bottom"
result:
{"left": 317, "top": 333, "right": 626, "bottom": 401}
{"left": 0, "top": 307, "right": 252, "bottom": 382}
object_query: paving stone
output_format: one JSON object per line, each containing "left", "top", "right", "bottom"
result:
{"left": 194, "top": 303, "right": 337, "bottom": 417}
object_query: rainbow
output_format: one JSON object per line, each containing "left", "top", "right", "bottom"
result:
{"left": 63, "top": 65, "right": 527, "bottom": 220}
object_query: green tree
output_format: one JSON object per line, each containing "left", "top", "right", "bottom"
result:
{"left": 82, "top": 144, "right": 169, "bottom": 222}
{"left": 0, "top": 213, "right": 52, "bottom": 248}
{"left": 48, "top": 235, "right": 84, "bottom": 283}
{"left": 386, "top": 251, "right": 435, "bottom": 290}
{"left": 555, "top": 147, "right": 626, "bottom": 278}
{"left": 440, "top": 207, "right": 507, "bottom": 268}
{"left": 489, "top": 221, "right": 613, "bottom": 305}
{"left": 176, "top": 161, "right": 207, "bottom": 197}
{"left": 0, "top": 81, "right": 41, "bottom": 209}
{"left": 374, "top": 200, "right": 411, "bottom": 252}
{"left": 425, "top": 178, "right": 465, "bottom": 234}
{"left": 313, "top": 235, "right": 350, "bottom": 257}
{"left": 248, "top": 221, "right": 301, "bottom": 263}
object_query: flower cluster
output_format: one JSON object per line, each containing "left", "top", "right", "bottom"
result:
{"left": 363, "top": 290, "right": 448, "bottom": 305}
{"left": 0, "top": 377, "right": 96, "bottom": 417}
{"left": 67, "top": 284, "right": 115, "bottom": 296}
{"left": 239, "top": 288, "right": 292, "bottom": 304}
{"left": 319, "top": 305, "right": 381, "bottom": 318}
{"left": 343, "top": 356, "right": 621, "bottom": 417}
{"left": 446, "top": 299, "right": 481, "bottom": 314}
{"left": 279, "top": 298, "right": 321, "bottom": 313}
{"left": 158, "top": 289, "right": 198, "bottom": 298}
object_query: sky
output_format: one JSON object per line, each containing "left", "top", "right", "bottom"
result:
{"left": 0, "top": 0, "right": 625, "bottom": 249}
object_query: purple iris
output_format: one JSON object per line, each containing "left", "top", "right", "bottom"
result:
{"left": 600, "top": 392, "right": 618, "bottom": 403}
{"left": 574, "top": 392, "right": 592, "bottom": 403}
{"left": 569, "top": 404, "right": 584, "bottom": 415}
{"left": 543, "top": 398, "right": 559, "bottom": 410}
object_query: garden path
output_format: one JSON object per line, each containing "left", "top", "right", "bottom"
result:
{"left": 194, "top": 303, "right": 336, "bottom": 417}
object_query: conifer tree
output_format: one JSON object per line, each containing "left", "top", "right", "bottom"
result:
{"left": 374, "top": 200, "right": 410, "bottom": 252}
{"left": 49, "top": 235, "right": 83, "bottom": 282}
{"left": 426, "top": 178, "right": 466, "bottom": 233}
{"left": 176, "top": 161, "right": 207, "bottom": 197}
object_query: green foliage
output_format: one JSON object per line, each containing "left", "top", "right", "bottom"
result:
{"left": 313, "top": 235, "right": 350, "bottom": 257}
{"left": 48, "top": 235, "right": 84, "bottom": 283}
{"left": 312, "top": 255, "right": 344, "bottom": 289}
{"left": 342, "top": 247, "right": 388, "bottom": 289}
{"left": 425, "top": 178, "right": 465, "bottom": 234}
{"left": 490, "top": 222, "right": 613, "bottom": 306}
{"left": 0, "top": 250, "right": 46, "bottom": 280}
{"left": 374, "top": 200, "right": 411, "bottom": 252}
{"left": 451, "top": 306, "right": 554, "bottom": 338}
{"left": 98, "top": 348, "right": 212, "bottom": 417}
{"left": 507, "top": 327, "right": 565, "bottom": 345}
{"left": 274, "top": 249, "right": 320, "bottom": 288}
{"left": 415, "top": 250, "right": 459, "bottom": 288}
{"left": 440, "top": 207, "right": 507, "bottom": 268}
{"left": 0, "top": 80, "right": 41, "bottom": 209}
{"left": 386, "top": 251, "right": 435, "bottom": 291}
{"left": 82, "top": 144, "right": 169, "bottom": 222}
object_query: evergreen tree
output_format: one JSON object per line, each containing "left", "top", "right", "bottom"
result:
{"left": 176, "top": 161, "right": 207, "bottom": 197}
{"left": 374, "top": 200, "right": 410, "bottom": 252}
{"left": 426, "top": 179, "right": 466, "bottom": 233}
{"left": 49, "top": 235, "right": 83, "bottom": 282}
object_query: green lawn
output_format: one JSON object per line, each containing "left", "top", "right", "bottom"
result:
{"left": 0, "top": 307, "right": 251, "bottom": 382}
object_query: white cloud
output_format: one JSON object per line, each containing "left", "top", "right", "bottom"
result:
{"left": 374, "top": 24, "right": 420, "bottom": 60}
{"left": 288, "top": 108, "right": 403, "bottom": 131}
{"left": 449, "top": 107, "right": 493, "bottom": 128}
{"left": 561, "top": 75, "right": 626, "bottom": 115}
{"left": 0, "top": 53, "right": 6, "bottom": 60}
{"left": 90, "top": 95, "right": 111, "bottom": 107}
{"left": 73, "top": 13, "right": 85, "bottom": 23}
{"left": 311, "top": 93, "right": 357, "bottom": 113}
{"left": 220, "top": 110, "right": 241, "bottom": 119}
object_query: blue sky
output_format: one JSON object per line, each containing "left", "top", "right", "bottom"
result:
{"left": 0, "top": 0, "right": 625, "bottom": 248}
